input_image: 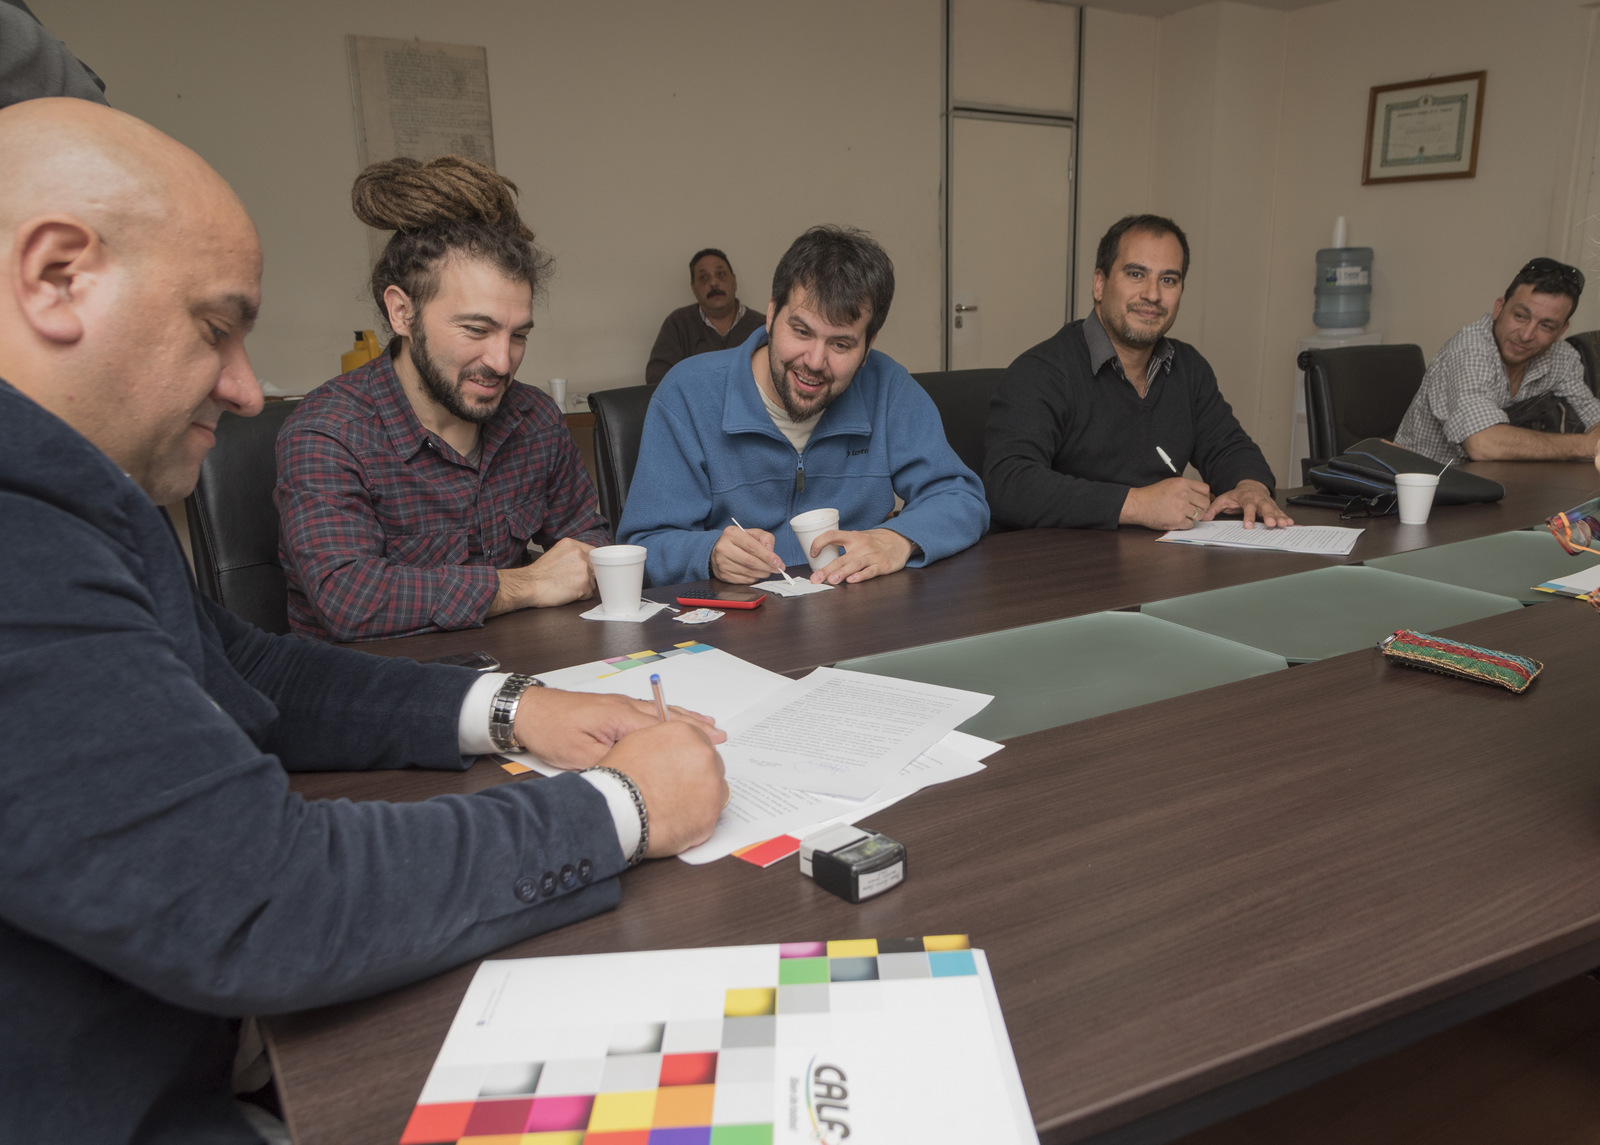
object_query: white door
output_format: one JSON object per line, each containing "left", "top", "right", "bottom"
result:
{"left": 949, "top": 116, "right": 1075, "bottom": 371}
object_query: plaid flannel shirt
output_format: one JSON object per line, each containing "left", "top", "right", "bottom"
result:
{"left": 1395, "top": 314, "right": 1600, "bottom": 464}
{"left": 275, "top": 352, "right": 609, "bottom": 641}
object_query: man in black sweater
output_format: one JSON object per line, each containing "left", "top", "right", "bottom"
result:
{"left": 984, "top": 214, "right": 1290, "bottom": 531}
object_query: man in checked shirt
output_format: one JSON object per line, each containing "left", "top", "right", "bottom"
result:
{"left": 276, "top": 155, "right": 609, "bottom": 641}
{"left": 1395, "top": 257, "right": 1600, "bottom": 466}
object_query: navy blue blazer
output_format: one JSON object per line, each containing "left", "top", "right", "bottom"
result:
{"left": 0, "top": 380, "right": 625, "bottom": 1143}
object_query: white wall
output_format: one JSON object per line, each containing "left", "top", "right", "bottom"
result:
{"left": 1080, "top": 0, "right": 1600, "bottom": 486}
{"left": 32, "top": 0, "right": 945, "bottom": 397}
{"left": 1075, "top": 7, "right": 1157, "bottom": 314}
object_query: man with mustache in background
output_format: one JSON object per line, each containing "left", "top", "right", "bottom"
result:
{"left": 984, "top": 214, "right": 1289, "bottom": 532}
{"left": 645, "top": 247, "right": 766, "bottom": 385}
{"left": 276, "top": 155, "right": 610, "bottom": 641}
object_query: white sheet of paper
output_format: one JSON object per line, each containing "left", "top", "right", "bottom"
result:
{"left": 718, "top": 667, "right": 993, "bottom": 798}
{"left": 1158, "top": 520, "right": 1362, "bottom": 556}
{"left": 578, "top": 600, "right": 673, "bottom": 622}
{"left": 415, "top": 944, "right": 1039, "bottom": 1145}
{"left": 1536, "top": 561, "right": 1600, "bottom": 595}
{"left": 533, "top": 645, "right": 791, "bottom": 727}
{"left": 757, "top": 576, "right": 833, "bottom": 596}
{"left": 676, "top": 731, "right": 992, "bottom": 864}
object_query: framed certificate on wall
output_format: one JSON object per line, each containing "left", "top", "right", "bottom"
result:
{"left": 1362, "top": 71, "right": 1485, "bottom": 185}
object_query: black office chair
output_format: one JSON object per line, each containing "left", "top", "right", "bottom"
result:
{"left": 588, "top": 385, "right": 655, "bottom": 535}
{"left": 184, "top": 399, "right": 299, "bottom": 634}
{"left": 1566, "top": 330, "right": 1600, "bottom": 398}
{"left": 1298, "top": 344, "right": 1426, "bottom": 483}
{"left": 909, "top": 368, "right": 1007, "bottom": 476}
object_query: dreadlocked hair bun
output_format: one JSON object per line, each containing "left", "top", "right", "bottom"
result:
{"left": 352, "top": 154, "right": 535, "bottom": 243}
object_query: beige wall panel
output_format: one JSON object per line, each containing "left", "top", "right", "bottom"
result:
{"left": 1198, "top": 3, "right": 1286, "bottom": 475}
{"left": 951, "top": 0, "right": 1079, "bottom": 114}
{"left": 32, "top": 0, "right": 944, "bottom": 396}
{"left": 1263, "top": 0, "right": 1594, "bottom": 477}
{"left": 1150, "top": 3, "right": 1219, "bottom": 348}
{"left": 1075, "top": 7, "right": 1157, "bottom": 316}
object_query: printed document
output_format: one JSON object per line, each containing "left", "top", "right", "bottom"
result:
{"left": 718, "top": 667, "right": 992, "bottom": 798}
{"left": 1158, "top": 520, "right": 1362, "bottom": 556}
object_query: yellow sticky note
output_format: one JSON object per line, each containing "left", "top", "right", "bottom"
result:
{"left": 723, "top": 987, "right": 776, "bottom": 1017}
{"left": 587, "top": 1090, "right": 656, "bottom": 1132}
{"left": 826, "top": 939, "right": 878, "bottom": 958}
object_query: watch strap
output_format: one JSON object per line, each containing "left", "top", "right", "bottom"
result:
{"left": 488, "top": 673, "right": 543, "bottom": 753}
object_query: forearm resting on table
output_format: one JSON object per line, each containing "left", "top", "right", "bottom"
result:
{"left": 1462, "top": 422, "right": 1600, "bottom": 461}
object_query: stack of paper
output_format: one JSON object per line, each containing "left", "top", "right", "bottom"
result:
{"left": 505, "top": 644, "right": 998, "bottom": 864}
{"left": 1158, "top": 519, "right": 1363, "bottom": 556}
{"left": 1533, "top": 561, "right": 1600, "bottom": 600}
{"left": 398, "top": 935, "right": 1038, "bottom": 1145}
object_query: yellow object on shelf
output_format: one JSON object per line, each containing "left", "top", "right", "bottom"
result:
{"left": 340, "top": 330, "right": 381, "bottom": 374}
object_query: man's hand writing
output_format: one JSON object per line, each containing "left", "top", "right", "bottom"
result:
{"left": 594, "top": 720, "right": 728, "bottom": 858}
{"left": 1120, "top": 477, "right": 1212, "bottom": 530}
{"left": 513, "top": 687, "right": 724, "bottom": 770}
{"left": 710, "top": 525, "right": 787, "bottom": 584}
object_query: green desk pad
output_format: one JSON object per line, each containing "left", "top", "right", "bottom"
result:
{"left": 832, "top": 610, "right": 1286, "bottom": 742}
{"left": 1141, "top": 565, "right": 1523, "bottom": 664}
{"left": 1365, "top": 528, "right": 1591, "bottom": 605}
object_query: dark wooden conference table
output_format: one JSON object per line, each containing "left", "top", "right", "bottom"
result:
{"left": 267, "top": 461, "right": 1600, "bottom": 1145}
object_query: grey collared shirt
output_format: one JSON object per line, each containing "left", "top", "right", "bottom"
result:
{"left": 1083, "top": 308, "right": 1176, "bottom": 392}
{"left": 1394, "top": 313, "right": 1600, "bottom": 464}
{"left": 699, "top": 301, "right": 748, "bottom": 332}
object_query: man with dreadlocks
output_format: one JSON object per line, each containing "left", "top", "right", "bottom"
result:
{"left": 275, "top": 155, "right": 609, "bottom": 641}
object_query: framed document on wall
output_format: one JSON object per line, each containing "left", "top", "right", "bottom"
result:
{"left": 1362, "top": 71, "right": 1485, "bottom": 185}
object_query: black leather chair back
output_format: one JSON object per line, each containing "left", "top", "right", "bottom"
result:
{"left": 588, "top": 385, "right": 655, "bottom": 534}
{"left": 1297, "top": 344, "right": 1425, "bottom": 478}
{"left": 909, "top": 368, "right": 1007, "bottom": 476}
{"left": 1566, "top": 330, "right": 1600, "bottom": 397}
{"left": 184, "top": 399, "right": 298, "bottom": 634}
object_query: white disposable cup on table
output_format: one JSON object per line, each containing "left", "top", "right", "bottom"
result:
{"left": 589, "top": 545, "right": 647, "bottom": 614}
{"left": 790, "top": 508, "right": 842, "bottom": 572}
{"left": 547, "top": 378, "right": 568, "bottom": 410}
{"left": 1394, "top": 473, "right": 1440, "bottom": 524}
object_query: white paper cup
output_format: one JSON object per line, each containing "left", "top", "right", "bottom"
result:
{"left": 589, "top": 544, "right": 646, "bottom": 614}
{"left": 790, "top": 508, "right": 842, "bottom": 571}
{"left": 1394, "top": 473, "right": 1440, "bottom": 525}
{"left": 547, "top": 378, "right": 568, "bottom": 410}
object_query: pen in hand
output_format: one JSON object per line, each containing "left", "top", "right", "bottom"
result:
{"left": 650, "top": 673, "right": 668, "bottom": 722}
{"left": 1156, "top": 446, "right": 1178, "bottom": 475}
{"left": 730, "top": 517, "right": 797, "bottom": 585}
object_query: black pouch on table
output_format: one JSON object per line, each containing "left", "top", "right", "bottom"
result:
{"left": 1505, "top": 392, "right": 1584, "bottom": 434}
{"left": 1306, "top": 438, "right": 1505, "bottom": 505}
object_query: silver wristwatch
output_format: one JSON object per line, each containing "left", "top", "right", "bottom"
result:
{"left": 488, "top": 673, "right": 543, "bottom": 753}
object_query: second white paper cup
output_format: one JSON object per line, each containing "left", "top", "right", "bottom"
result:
{"left": 589, "top": 544, "right": 647, "bottom": 614}
{"left": 1394, "top": 473, "right": 1440, "bottom": 525}
{"left": 790, "top": 508, "right": 842, "bottom": 572}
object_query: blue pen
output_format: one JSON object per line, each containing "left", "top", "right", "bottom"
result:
{"left": 650, "top": 673, "right": 668, "bottom": 722}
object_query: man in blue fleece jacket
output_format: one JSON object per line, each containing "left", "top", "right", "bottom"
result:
{"left": 0, "top": 99, "right": 726, "bottom": 1145}
{"left": 619, "top": 225, "right": 989, "bottom": 587}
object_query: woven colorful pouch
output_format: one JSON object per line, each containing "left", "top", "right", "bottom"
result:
{"left": 1378, "top": 629, "right": 1543, "bottom": 693}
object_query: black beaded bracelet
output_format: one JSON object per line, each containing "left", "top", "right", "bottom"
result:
{"left": 586, "top": 766, "right": 649, "bottom": 866}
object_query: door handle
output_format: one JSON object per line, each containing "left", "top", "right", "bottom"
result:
{"left": 954, "top": 304, "right": 979, "bottom": 312}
